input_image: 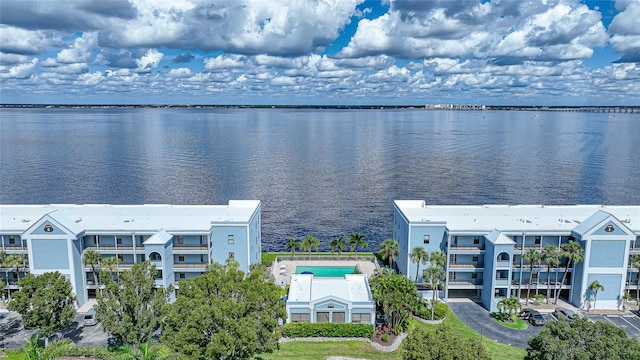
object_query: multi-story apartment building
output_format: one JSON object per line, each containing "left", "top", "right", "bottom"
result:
{"left": 393, "top": 201, "right": 640, "bottom": 312}
{"left": 0, "top": 201, "right": 261, "bottom": 307}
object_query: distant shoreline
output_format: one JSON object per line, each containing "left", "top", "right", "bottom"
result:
{"left": 1, "top": 104, "right": 639, "bottom": 112}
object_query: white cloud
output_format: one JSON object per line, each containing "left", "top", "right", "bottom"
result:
{"left": 135, "top": 49, "right": 164, "bottom": 73}
{"left": 0, "top": 26, "right": 60, "bottom": 55}
{"left": 204, "top": 54, "right": 248, "bottom": 71}
{"left": 57, "top": 32, "right": 97, "bottom": 64}
{"left": 167, "top": 68, "right": 193, "bottom": 78}
{"left": 0, "top": 58, "right": 38, "bottom": 79}
{"left": 609, "top": 0, "right": 640, "bottom": 62}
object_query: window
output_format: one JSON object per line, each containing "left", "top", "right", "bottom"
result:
{"left": 116, "top": 237, "right": 122, "bottom": 245}
{"left": 9, "top": 236, "right": 15, "bottom": 245}
{"left": 317, "top": 312, "right": 329, "bottom": 323}
{"left": 93, "top": 235, "right": 98, "bottom": 244}
{"left": 117, "top": 254, "right": 124, "bottom": 261}
{"left": 156, "top": 270, "right": 163, "bottom": 279}
{"left": 177, "top": 236, "right": 184, "bottom": 245}
{"left": 472, "top": 273, "right": 478, "bottom": 279}
{"left": 474, "top": 236, "right": 480, "bottom": 245}
{"left": 149, "top": 252, "right": 162, "bottom": 261}
{"left": 178, "top": 256, "right": 184, "bottom": 262}
{"left": 472, "top": 255, "right": 479, "bottom": 262}
{"left": 179, "top": 273, "right": 185, "bottom": 279}
{"left": 291, "top": 313, "right": 310, "bottom": 323}
{"left": 352, "top": 313, "right": 371, "bottom": 323}
{"left": 228, "top": 252, "right": 234, "bottom": 259}
{"left": 535, "top": 236, "right": 541, "bottom": 245}
{"left": 423, "top": 235, "right": 430, "bottom": 244}
{"left": 332, "top": 312, "right": 345, "bottom": 323}
{"left": 228, "top": 235, "right": 234, "bottom": 244}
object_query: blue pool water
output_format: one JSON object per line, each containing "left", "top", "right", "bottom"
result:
{"left": 295, "top": 266, "right": 358, "bottom": 277}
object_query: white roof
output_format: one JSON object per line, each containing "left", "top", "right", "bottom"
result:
{"left": 288, "top": 274, "right": 373, "bottom": 303}
{"left": 144, "top": 230, "right": 173, "bottom": 245}
{"left": 485, "top": 229, "right": 516, "bottom": 245}
{"left": 394, "top": 201, "right": 640, "bottom": 233}
{"left": 0, "top": 201, "right": 260, "bottom": 233}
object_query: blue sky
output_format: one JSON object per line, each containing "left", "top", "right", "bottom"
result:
{"left": 0, "top": 0, "right": 639, "bottom": 105}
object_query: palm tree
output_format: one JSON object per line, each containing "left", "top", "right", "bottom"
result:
{"left": 20, "top": 334, "right": 72, "bottom": 358}
{"left": 301, "top": 235, "right": 319, "bottom": 258}
{"left": 100, "top": 256, "right": 121, "bottom": 283}
{"left": 83, "top": 250, "right": 101, "bottom": 288}
{"left": 541, "top": 245, "right": 559, "bottom": 304}
{"left": 555, "top": 240, "right": 585, "bottom": 304}
{"left": 0, "top": 250, "right": 7, "bottom": 292}
{"left": 284, "top": 237, "right": 301, "bottom": 258}
{"left": 4, "top": 253, "right": 25, "bottom": 286}
{"left": 329, "top": 236, "right": 347, "bottom": 257}
{"left": 497, "top": 296, "right": 522, "bottom": 321}
{"left": 523, "top": 249, "right": 542, "bottom": 305}
{"left": 423, "top": 265, "right": 446, "bottom": 320}
{"left": 118, "top": 338, "right": 180, "bottom": 360}
{"left": 430, "top": 251, "right": 446, "bottom": 268}
{"left": 378, "top": 239, "right": 399, "bottom": 269}
{"left": 631, "top": 254, "right": 640, "bottom": 310}
{"left": 409, "top": 247, "right": 429, "bottom": 283}
{"left": 348, "top": 232, "right": 367, "bottom": 260}
{"left": 588, "top": 280, "right": 605, "bottom": 311}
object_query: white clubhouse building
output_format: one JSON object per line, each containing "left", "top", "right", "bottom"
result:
{"left": 0, "top": 201, "right": 262, "bottom": 306}
{"left": 394, "top": 201, "right": 640, "bottom": 312}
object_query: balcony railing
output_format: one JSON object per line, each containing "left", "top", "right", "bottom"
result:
{"left": 449, "top": 245, "right": 485, "bottom": 251}
{"left": 449, "top": 263, "right": 484, "bottom": 269}
{"left": 449, "top": 280, "right": 483, "bottom": 285}
{"left": 173, "top": 263, "right": 208, "bottom": 269}
{"left": 173, "top": 246, "right": 208, "bottom": 251}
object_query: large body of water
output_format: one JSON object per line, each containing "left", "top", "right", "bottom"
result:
{"left": 1, "top": 108, "right": 638, "bottom": 251}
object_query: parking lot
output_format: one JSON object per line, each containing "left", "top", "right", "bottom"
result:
{"left": 0, "top": 311, "right": 111, "bottom": 349}
{"left": 586, "top": 313, "right": 640, "bottom": 340}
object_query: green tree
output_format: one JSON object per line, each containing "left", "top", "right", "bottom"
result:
{"left": 284, "top": 237, "right": 300, "bottom": 258}
{"left": 348, "top": 232, "right": 367, "bottom": 260}
{"left": 301, "top": 234, "right": 320, "bottom": 257}
{"left": 118, "top": 339, "right": 180, "bottom": 360}
{"left": 0, "top": 250, "right": 6, "bottom": 293}
{"left": 7, "top": 272, "right": 76, "bottom": 347}
{"left": 588, "top": 280, "right": 605, "bottom": 310}
{"left": 161, "top": 260, "right": 285, "bottom": 360}
{"left": 541, "top": 245, "right": 559, "bottom": 304}
{"left": 631, "top": 254, "right": 640, "bottom": 310}
{"left": 497, "top": 296, "right": 522, "bottom": 321}
{"left": 555, "top": 240, "right": 584, "bottom": 304}
{"left": 425, "top": 251, "right": 446, "bottom": 321}
{"left": 4, "top": 253, "right": 25, "bottom": 284}
{"left": 95, "top": 261, "right": 171, "bottom": 345}
{"left": 523, "top": 249, "right": 542, "bottom": 305}
{"left": 403, "top": 324, "right": 490, "bottom": 360}
{"left": 370, "top": 268, "right": 420, "bottom": 333}
{"left": 329, "top": 236, "right": 347, "bottom": 257}
{"left": 409, "top": 247, "right": 429, "bottom": 283}
{"left": 526, "top": 317, "right": 640, "bottom": 360}
{"left": 379, "top": 239, "right": 399, "bottom": 269}
{"left": 100, "top": 255, "right": 121, "bottom": 277}
{"left": 14, "top": 334, "right": 73, "bottom": 360}
{"left": 83, "top": 249, "right": 101, "bottom": 289}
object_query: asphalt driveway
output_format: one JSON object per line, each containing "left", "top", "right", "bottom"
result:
{"left": 0, "top": 311, "right": 112, "bottom": 349}
{"left": 448, "top": 301, "right": 547, "bottom": 349}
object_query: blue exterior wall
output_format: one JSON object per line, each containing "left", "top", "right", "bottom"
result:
{"left": 393, "top": 206, "right": 410, "bottom": 275}
{"left": 590, "top": 240, "right": 626, "bottom": 268}
{"left": 71, "top": 238, "right": 86, "bottom": 306}
{"left": 173, "top": 235, "right": 204, "bottom": 247}
{"left": 593, "top": 222, "right": 628, "bottom": 236}
{"left": 32, "top": 221, "right": 67, "bottom": 235}
{"left": 31, "top": 239, "right": 69, "bottom": 269}
{"left": 481, "top": 243, "right": 496, "bottom": 311}
{"left": 248, "top": 209, "right": 261, "bottom": 266}
{"left": 212, "top": 226, "right": 248, "bottom": 272}
{"left": 406, "top": 226, "right": 446, "bottom": 282}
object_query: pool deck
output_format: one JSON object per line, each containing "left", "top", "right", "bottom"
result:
{"left": 272, "top": 257, "right": 379, "bottom": 287}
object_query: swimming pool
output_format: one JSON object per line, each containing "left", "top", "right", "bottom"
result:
{"left": 295, "top": 266, "right": 357, "bottom": 277}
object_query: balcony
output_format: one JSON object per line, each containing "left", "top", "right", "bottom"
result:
{"left": 449, "top": 263, "right": 484, "bottom": 269}
{"left": 448, "top": 280, "right": 483, "bottom": 289}
{"left": 496, "top": 260, "right": 511, "bottom": 269}
{"left": 448, "top": 245, "right": 485, "bottom": 253}
{"left": 173, "top": 245, "right": 208, "bottom": 252}
{"left": 173, "top": 263, "right": 208, "bottom": 269}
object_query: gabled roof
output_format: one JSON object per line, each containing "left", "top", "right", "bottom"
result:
{"left": 143, "top": 229, "right": 173, "bottom": 245}
{"left": 572, "top": 210, "right": 612, "bottom": 236}
{"left": 23, "top": 210, "right": 84, "bottom": 236}
{"left": 485, "top": 229, "right": 515, "bottom": 245}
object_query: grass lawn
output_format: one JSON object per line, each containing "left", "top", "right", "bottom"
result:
{"left": 496, "top": 317, "right": 528, "bottom": 330}
{"left": 259, "top": 309, "right": 526, "bottom": 360}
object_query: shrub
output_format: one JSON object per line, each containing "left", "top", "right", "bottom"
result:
{"left": 282, "top": 322, "right": 374, "bottom": 338}
{"left": 413, "top": 300, "right": 448, "bottom": 321}
{"left": 490, "top": 311, "right": 513, "bottom": 322}
{"left": 382, "top": 333, "right": 390, "bottom": 342}
{"left": 262, "top": 253, "right": 278, "bottom": 267}
{"left": 433, "top": 302, "right": 448, "bottom": 320}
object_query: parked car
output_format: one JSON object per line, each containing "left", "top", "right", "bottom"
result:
{"left": 554, "top": 307, "right": 579, "bottom": 323}
{"left": 83, "top": 308, "right": 97, "bottom": 326}
{"left": 527, "top": 310, "right": 546, "bottom": 326}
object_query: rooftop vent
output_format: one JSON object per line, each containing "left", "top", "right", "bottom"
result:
{"left": 21, "top": 219, "right": 31, "bottom": 223}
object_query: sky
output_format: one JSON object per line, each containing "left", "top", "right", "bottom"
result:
{"left": 0, "top": 0, "right": 639, "bottom": 106}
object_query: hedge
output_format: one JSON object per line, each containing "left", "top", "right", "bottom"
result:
{"left": 414, "top": 301, "right": 448, "bottom": 321}
{"left": 282, "top": 322, "right": 374, "bottom": 338}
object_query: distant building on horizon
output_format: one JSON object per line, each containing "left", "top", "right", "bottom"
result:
{"left": 393, "top": 201, "right": 639, "bottom": 312}
{"left": 0, "top": 201, "right": 262, "bottom": 307}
